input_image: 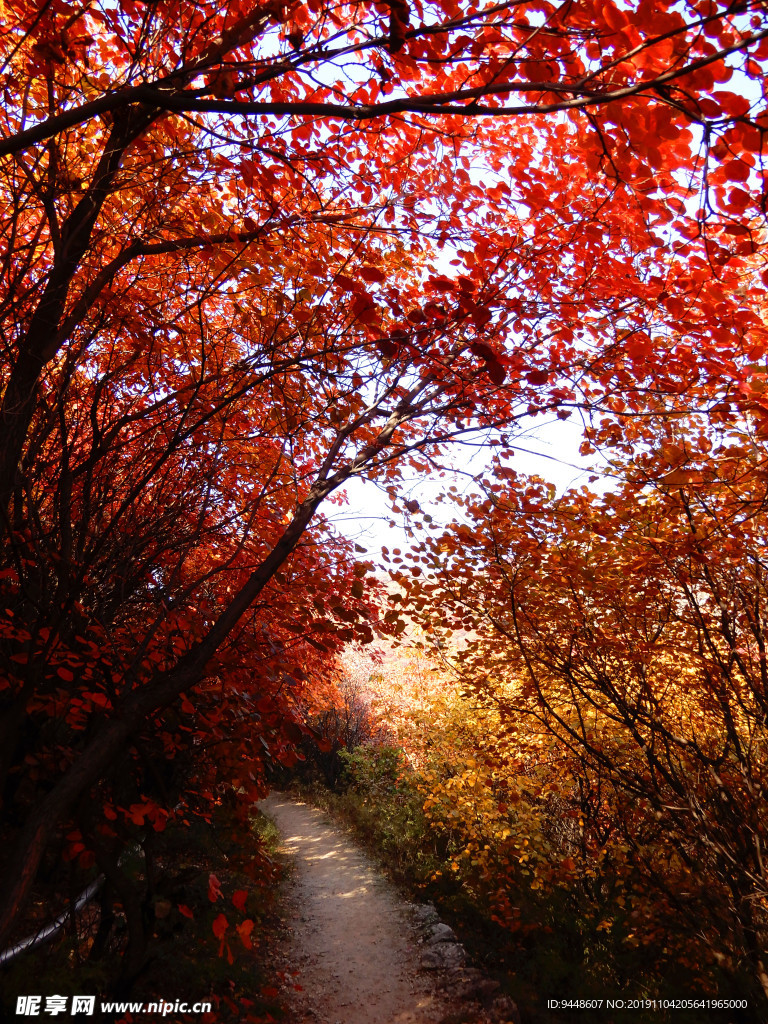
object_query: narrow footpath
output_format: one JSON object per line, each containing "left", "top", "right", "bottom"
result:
{"left": 257, "top": 791, "right": 451, "bottom": 1024}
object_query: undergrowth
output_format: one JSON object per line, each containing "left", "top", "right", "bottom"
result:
{"left": 0, "top": 803, "right": 289, "bottom": 1024}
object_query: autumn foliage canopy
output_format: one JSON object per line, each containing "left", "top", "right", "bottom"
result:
{"left": 1, "top": 0, "right": 768, "bottom": 1004}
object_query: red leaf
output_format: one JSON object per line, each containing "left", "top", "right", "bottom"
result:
{"left": 358, "top": 265, "right": 386, "bottom": 283}
{"left": 128, "top": 803, "right": 148, "bottom": 825}
{"left": 487, "top": 361, "right": 507, "bottom": 385}
{"left": 602, "top": 1, "right": 628, "bottom": 30}
{"left": 232, "top": 889, "right": 248, "bottom": 912}
{"left": 79, "top": 850, "right": 96, "bottom": 869}
{"left": 208, "top": 873, "right": 223, "bottom": 902}
{"left": 470, "top": 341, "right": 496, "bottom": 361}
{"left": 282, "top": 719, "right": 304, "bottom": 744}
{"left": 723, "top": 159, "right": 750, "bottom": 182}
{"left": 212, "top": 912, "right": 229, "bottom": 940}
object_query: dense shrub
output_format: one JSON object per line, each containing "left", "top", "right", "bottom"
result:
{"left": 297, "top": 659, "right": 757, "bottom": 1023}
{"left": 288, "top": 679, "right": 390, "bottom": 789}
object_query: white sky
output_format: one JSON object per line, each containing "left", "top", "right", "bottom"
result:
{"left": 329, "top": 410, "right": 616, "bottom": 553}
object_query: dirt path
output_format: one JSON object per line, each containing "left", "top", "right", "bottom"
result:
{"left": 257, "top": 791, "right": 451, "bottom": 1024}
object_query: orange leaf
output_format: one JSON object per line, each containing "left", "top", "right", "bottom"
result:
{"left": 236, "top": 919, "right": 254, "bottom": 948}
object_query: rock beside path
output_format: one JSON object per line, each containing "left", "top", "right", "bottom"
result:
{"left": 406, "top": 900, "right": 521, "bottom": 1024}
